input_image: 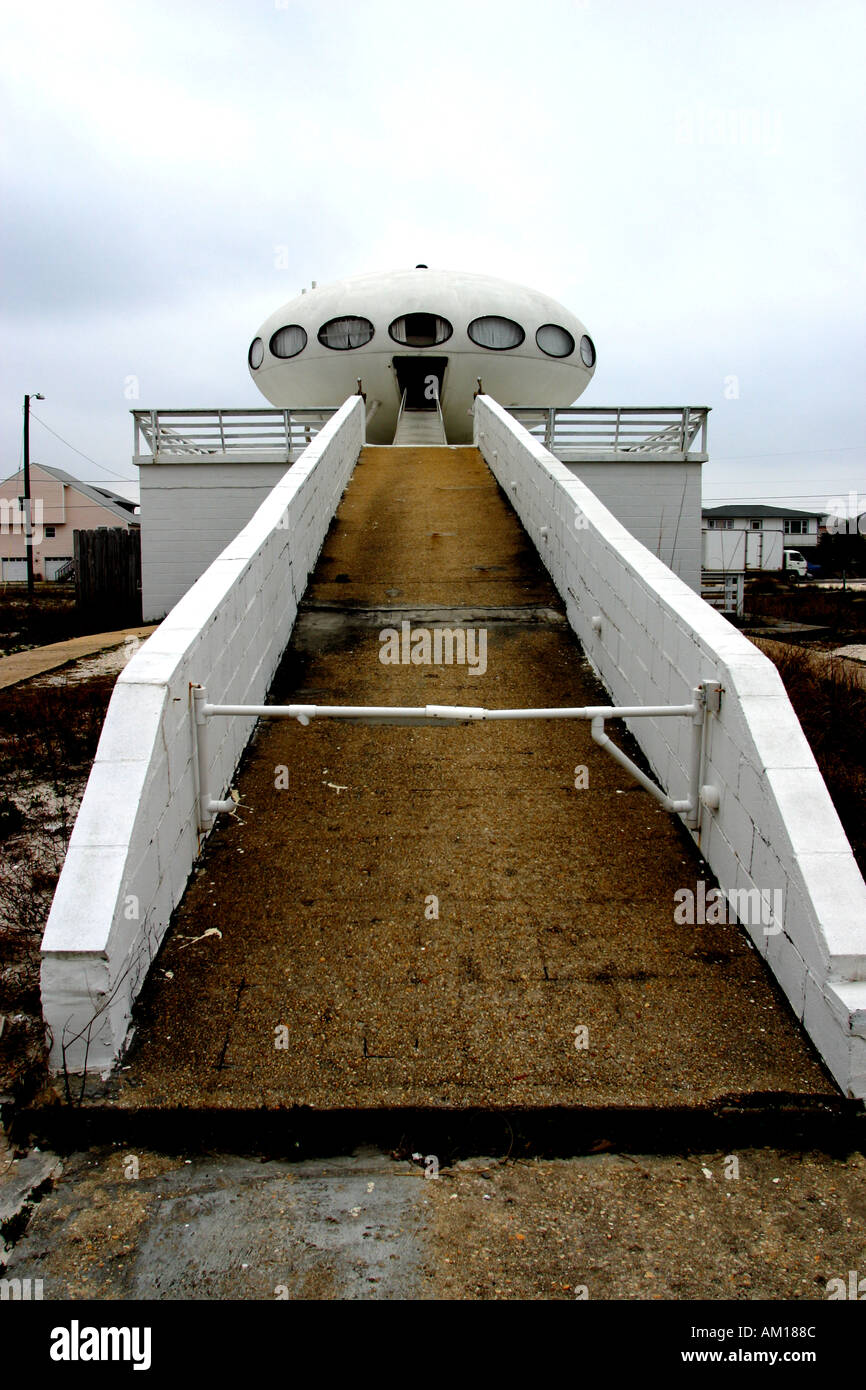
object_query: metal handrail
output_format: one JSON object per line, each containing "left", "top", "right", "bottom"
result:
{"left": 434, "top": 388, "right": 446, "bottom": 439}
{"left": 507, "top": 406, "right": 710, "bottom": 458}
{"left": 132, "top": 407, "right": 338, "bottom": 461}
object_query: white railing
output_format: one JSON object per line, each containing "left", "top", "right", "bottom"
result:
{"left": 434, "top": 387, "right": 446, "bottom": 438}
{"left": 701, "top": 570, "right": 745, "bottom": 617}
{"left": 192, "top": 683, "right": 721, "bottom": 830}
{"left": 132, "top": 407, "right": 338, "bottom": 462}
{"left": 508, "top": 407, "right": 709, "bottom": 460}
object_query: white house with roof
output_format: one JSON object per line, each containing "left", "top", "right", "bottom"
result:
{"left": 703, "top": 503, "right": 820, "bottom": 546}
{"left": 0, "top": 462, "right": 138, "bottom": 582}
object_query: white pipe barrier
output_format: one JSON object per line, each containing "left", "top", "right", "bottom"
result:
{"left": 476, "top": 394, "right": 866, "bottom": 1099}
{"left": 192, "top": 686, "right": 720, "bottom": 826}
{"left": 40, "top": 395, "right": 366, "bottom": 1074}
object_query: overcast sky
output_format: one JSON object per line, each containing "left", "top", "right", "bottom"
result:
{"left": 2, "top": 0, "right": 864, "bottom": 511}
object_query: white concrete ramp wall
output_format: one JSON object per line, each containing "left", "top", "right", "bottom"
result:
{"left": 41, "top": 396, "right": 365, "bottom": 1074}
{"left": 476, "top": 395, "right": 866, "bottom": 1099}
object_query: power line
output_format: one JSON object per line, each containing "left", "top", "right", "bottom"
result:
{"left": 711, "top": 446, "right": 865, "bottom": 461}
{"left": 704, "top": 492, "right": 861, "bottom": 502}
{"left": 29, "top": 413, "right": 135, "bottom": 483}
{"left": 704, "top": 478, "right": 864, "bottom": 489}
{"left": 705, "top": 494, "right": 833, "bottom": 501}
{"left": 705, "top": 481, "right": 865, "bottom": 491}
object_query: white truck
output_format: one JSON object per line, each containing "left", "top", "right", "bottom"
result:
{"left": 782, "top": 548, "right": 808, "bottom": 579}
{"left": 702, "top": 529, "right": 809, "bottom": 578}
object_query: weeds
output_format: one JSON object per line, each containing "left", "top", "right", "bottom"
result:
{"left": 0, "top": 585, "right": 95, "bottom": 657}
{"left": 746, "top": 583, "right": 866, "bottom": 636}
{"left": 755, "top": 640, "right": 866, "bottom": 872}
{"left": 0, "top": 671, "right": 116, "bottom": 1102}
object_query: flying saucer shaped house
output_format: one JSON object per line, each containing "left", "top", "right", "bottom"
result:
{"left": 248, "top": 265, "right": 596, "bottom": 444}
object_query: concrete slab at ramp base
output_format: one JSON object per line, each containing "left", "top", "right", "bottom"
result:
{"left": 40, "top": 397, "right": 366, "bottom": 1074}
{"left": 475, "top": 396, "right": 866, "bottom": 1098}
{"left": 9, "top": 1146, "right": 866, "bottom": 1302}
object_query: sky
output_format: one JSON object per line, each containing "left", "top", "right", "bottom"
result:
{"left": 1, "top": 0, "right": 864, "bottom": 513}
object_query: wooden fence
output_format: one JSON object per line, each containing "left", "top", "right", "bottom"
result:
{"left": 74, "top": 527, "right": 142, "bottom": 625}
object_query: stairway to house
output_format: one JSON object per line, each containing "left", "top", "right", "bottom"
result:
{"left": 112, "top": 445, "right": 833, "bottom": 1119}
{"left": 392, "top": 408, "right": 448, "bottom": 445}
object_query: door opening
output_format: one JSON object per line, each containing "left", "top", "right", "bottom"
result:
{"left": 393, "top": 357, "right": 447, "bottom": 411}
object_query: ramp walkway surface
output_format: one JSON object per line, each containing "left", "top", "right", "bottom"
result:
{"left": 114, "top": 446, "right": 833, "bottom": 1114}
{"left": 392, "top": 407, "right": 448, "bottom": 445}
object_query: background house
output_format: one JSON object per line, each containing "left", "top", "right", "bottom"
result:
{"left": 0, "top": 462, "right": 138, "bottom": 582}
{"left": 702, "top": 503, "right": 820, "bottom": 547}
{"left": 700, "top": 502, "right": 824, "bottom": 613}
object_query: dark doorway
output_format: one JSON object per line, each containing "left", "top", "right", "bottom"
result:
{"left": 393, "top": 356, "right": 447, "bottom": 411}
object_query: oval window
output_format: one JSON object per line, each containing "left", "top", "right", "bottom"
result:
{"left": 317, "top": 316, "right": 375, "bottom": 350}
{"left": 580, "top": 334, "right": 596, "bottom": 368}
{"left": 536, "top": 323, "right": 575, "bottom": 358}
{"left": 248, "top": 337, "right": 264, "bottom": 369}
{"left": 269, "top": 324, "right": 307, "bottom": 359}
{"left": 388, "top": 312, "right": 453, "bottom": 347}
{"left": 467, "top": 315, "right": 525, "bottom": 350}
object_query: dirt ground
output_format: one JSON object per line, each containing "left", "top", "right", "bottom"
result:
{"left": 0, "top": 671, "right": 120, "bottom": 1106}
{"left": 4, "top": 1143, "right": 865, "bottom": 1301}
{"left": 0, "top": 585, "right": 89, "bottom": 657}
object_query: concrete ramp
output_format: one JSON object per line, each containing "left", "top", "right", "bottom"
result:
{"left": 112, "top": 446, "right": 833, "bottom": 1115}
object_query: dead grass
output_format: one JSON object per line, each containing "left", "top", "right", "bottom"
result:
{"left": 0, "top": 673, "right": 116, "bottom": 1102}
{"left": 0, "top": 585, "right": 109, "bottom": 657}
{"left": 746, "top": 583, "right": 866, "bottom": 637}
{"left": 754, "top": 641, "right": 866, "bottom": 872}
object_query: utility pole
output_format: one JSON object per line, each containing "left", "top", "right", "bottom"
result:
{"left": 23, "top": 392, "right": 44, "bottom": 600}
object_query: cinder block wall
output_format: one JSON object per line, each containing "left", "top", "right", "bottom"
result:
{"left": 476, "top": 395, "right": 866, "bottom": 1098}
{"left": 564, "top": 460, "right": 702, "bottom": 591}
{"left": 41, "top": 397, "right": 365, "bottom": 1073}
{"left": 139, "top": 462, "right": 292, "bottom": 621}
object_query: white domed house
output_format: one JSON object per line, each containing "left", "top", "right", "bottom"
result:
{"left": 248, "top": 265, "right": 597, "bottom": 444}
{"left": 131, "top": 263, "right": 711, "bottom": 620}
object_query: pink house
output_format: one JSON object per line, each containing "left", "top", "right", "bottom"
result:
{"left": 0, "top": 462, "right": 138, "bottom": 582}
